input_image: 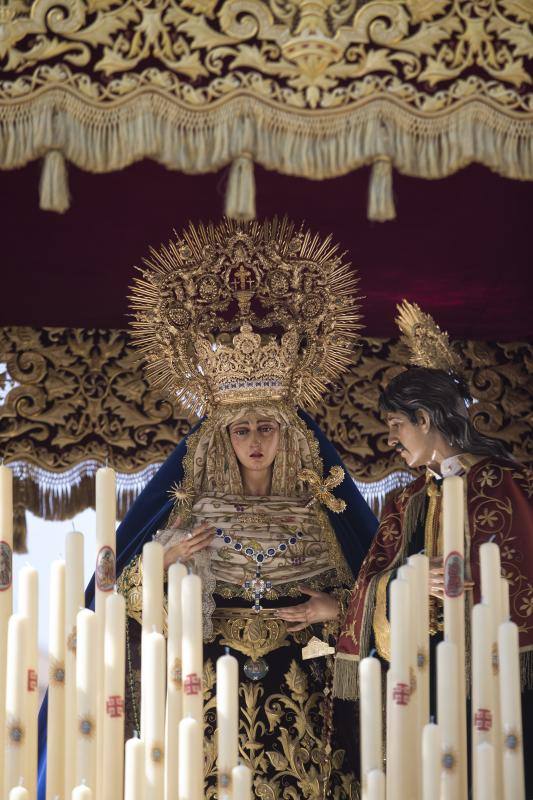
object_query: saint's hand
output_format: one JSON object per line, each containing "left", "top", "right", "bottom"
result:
{"left": 163, "top": 521, "right": 215, "bottom": 570}
{"left": 428, "top": 556, "right": 474, "bottom": 601}
{"left": 276, "top": 586, "right": 339, "bottom": 632}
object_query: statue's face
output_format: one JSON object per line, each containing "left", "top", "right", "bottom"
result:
{"left": 228, "top": 414, "right": 280, "bottom": 474}
{"left": 385, "top": 410, "right": 434, "bottom": 469}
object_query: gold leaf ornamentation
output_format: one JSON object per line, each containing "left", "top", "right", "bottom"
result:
{"left": 0, "top": 326, "right": 530, "bottom": 548}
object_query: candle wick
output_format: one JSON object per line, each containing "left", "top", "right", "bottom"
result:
{"left": 152, "top": 624, "right": 157, "bottom": 633}
{"left": 430, "top": 715, "right": 435, "bottom": 724}
{"left": 133, "top": 729, "right": 139, "bottom": 738}
{"left": 419, "top": 548, "right": 426, "bottom": 554}
{"left": 18, "top": 778, "right": 24, "bottom": 787}
{"left": 369, "top": 648, "right": 377, "bottom": 658}
{"left": 224, "top": 646, "right": 230, "bottom": 655}
{"left": 489, "top": 534, "right": 496, "bottom": 543}
{"left": 71, "top": 521, "right": 76, "bottom": 532}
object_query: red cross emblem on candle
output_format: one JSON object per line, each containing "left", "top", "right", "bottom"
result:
{"left": 474, "top": 708, "right": 492, "bottom": 732}
{"left": 392, "top": 682, "right": 410, "bottom": 706}
{"left": 106, "top": 695, "right": 125, "bottom": 718}
{"left": 27, "top": 669, "right": 38, "bottom": 692}
{"left": 184, "top": 673, "right": 202, "bottom": 695}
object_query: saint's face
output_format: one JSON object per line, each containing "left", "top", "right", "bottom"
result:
{"left": 228, "top": 414, "right": 280, "bottom": 474}
{"left": 385, "top": 410, "right": 434, "bottom": 469}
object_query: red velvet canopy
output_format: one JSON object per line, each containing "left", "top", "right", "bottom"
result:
{"left": 2, "top": 159, "right": 531, "bottom": 340}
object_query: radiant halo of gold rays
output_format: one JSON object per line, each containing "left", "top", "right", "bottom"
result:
{"left": 129, "top": 217, "right": 363, "bottom": 415}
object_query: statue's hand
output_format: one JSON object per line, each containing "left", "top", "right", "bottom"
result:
{"left": 163, "top": 521, "right": 215, "bottom": 570}
{"left": 276, "top": 586, "right": 339, "bottom": 632}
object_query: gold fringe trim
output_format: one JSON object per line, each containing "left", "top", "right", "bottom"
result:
{"left": 1, "top": 95, "right": 532, "bottom": 214}
{"left": 368, "top": 156, "right": 395, "bottom": 222}
{"left": 520, "top": 648, "right": 533, "bottom": 691}
{"left": 332, "top": 652, "right": 360, "bottom": 701}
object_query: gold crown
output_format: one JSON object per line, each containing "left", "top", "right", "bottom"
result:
{"left": 129, "top": 217, "right": 362, "bottom": 415}
{"left": 194, "top": 324, "right": 299, "bottom": 406}
{"left": 395, "top": 299, "right": 462, "bottom": 374}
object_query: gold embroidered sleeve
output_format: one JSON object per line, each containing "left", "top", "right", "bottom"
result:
{"left": 372, "top": 570, "right": 393, "bottom": 662}
{"left": 117, "top": 554, "right": 143, "bottom": 626}
{"left": 322, "top": 587, "right": 352, "bottom": 642}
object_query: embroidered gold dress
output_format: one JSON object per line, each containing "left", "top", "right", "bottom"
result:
{"left": 116, "top": 218, "right": 377, "bottom": 798}
{"left": 119, "top": 404, "right": 359, "bottom": 799}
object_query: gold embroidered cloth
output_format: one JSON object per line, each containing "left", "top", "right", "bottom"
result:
{"left": 1, "top": 327, "right": 531, "bottom": 550}
{"left": 0, "top": 0, "right": 532, "bottom": 214}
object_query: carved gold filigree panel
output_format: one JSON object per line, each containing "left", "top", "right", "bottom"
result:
{"left": 0, "top": 326, "right": 530, "bottom": 477}
{"left": 0, "top": 0, "right": 531, "bottom": 113}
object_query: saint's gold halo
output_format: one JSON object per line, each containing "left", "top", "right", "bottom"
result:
{"left": 129, "top": 217, "right": 363, "bottom": 415}
{"left": 395, "top": 299, "right": 463, "bottom": 375}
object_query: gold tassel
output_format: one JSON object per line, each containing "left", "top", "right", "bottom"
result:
{"left": 520, "top": 649, "right": 533, "bottom": 690}
{"left": 39, "top": 150, "right": 70, "bottom": 214}
{"left": 13, "top": 501, "right": 28, "bottom": 553}
{"left": 368, "top": 156, "right": 396, "bottom": 222}
{"left": 332, "top": 653, "right": 360, "bottom": 700}
{"left": 224, "top": 153, "right": 256, "bottom": 221}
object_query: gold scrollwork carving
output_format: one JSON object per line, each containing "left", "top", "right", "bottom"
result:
{"left": 0, "top": 0, "right": 530, "bottom": 114}
{"left": 0, "top": 326, "right": 530, "bottom": 548}
{"left": 212, "top": 608, "right": 292, "bottom": 660}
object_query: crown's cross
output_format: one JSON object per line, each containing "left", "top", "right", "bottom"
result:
{"left": 232, "top": 263, "right": 254, "bottom": 292}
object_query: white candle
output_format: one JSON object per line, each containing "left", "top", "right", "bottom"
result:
{"left": 18, "top": 565, "right": 39, "bottom": 798}
{"left": 217, "top": 649, "right": 239, "bottom": 797}
{"left": 479, "top": 541, "right": 503, "bottom": 798}
{"left": 437, "top": 641, "right": 460, "bottom": 800}
{"left": 442, "top": 476, "right": 467, "bottom": 800}
{"left": 397, "top": 563, "right": 418, "bottom": 798}
{"left": 9, "top": 787, "right": 29, "bottom": 800}
{"left": 367, "top": 769, "right": 385, "bottom": 800}
{"left": 471, "top": 603, "right": 494, "bottom": 799}
{"left": 72, "top": 785, "right": 92, "bottom": 800}
{"left": 141, "top": 541, "right": 163, "bottom": 736}
{"left": 4, "top": 614, "right": 28, "bottom": 797}
{"left": 231, "top": 764, "right": 252, "bottom": 800}
{"left": 76, "top": 609, "right": 97, "bottom": 790}
{"left": 95, "top": 466, "right": 117, "bottom": 798}
{"left": 359, "top": 656, "right": 382, "bottom": 799}
{"left": 422, "top": 722, "right": 441, "bottom": 800}
{"left": 386, "top": 578, "right": 412, "bottom": 800}
{"left": 145, "top": 631, "right": 166, "bottom": 800}
{"left": 475, "top": 742, "right": 495, "bottom": 800}
{"left": 0, "top": 464, "right": 14, "bottom": 786}
{"left": 408, "top": 553, "right": 430, "bottom": 732}
{"left": 165, "top": 562, "right": 187, "bottom": 800}
{"left": 178, "top": 717, "right": 203, "bottom": 800}
{"left": 102, "top": 592, "right": 126, "bottom": 800}
{"left": 46, "top": 559, "right": 66, "bottom": 800}
{"left": 501, "top": 577, "right": 510, "bottom": 621}
{"left": 181, "top": 574, "right": 203, "bottom": 724}
{"left": 389, "top": 577, "right": 410, "bottom": 678}
{"left": 498, "top": 620, "right": 525, "bottom": 800}
{"left": 125, "top": 736, "right": 145, "bottom": 800}
{"left": 65, "top": 530, "right": 85, "bottom": 797}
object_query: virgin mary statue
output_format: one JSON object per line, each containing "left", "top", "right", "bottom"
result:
{"left": 38, "top": 218, "right": 377, "bottom": 799}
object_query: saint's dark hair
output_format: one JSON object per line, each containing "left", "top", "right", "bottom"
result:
{"left": 379, "top": 367, "right": 511, "bottom": 460}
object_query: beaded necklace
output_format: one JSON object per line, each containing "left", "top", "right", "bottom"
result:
{"left": 215, "top": 526, "right": 304, "bottom": 612}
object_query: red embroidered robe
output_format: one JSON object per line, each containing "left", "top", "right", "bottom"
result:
{"left": 334, "top": 456, "right": 533, "bottom": 699}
